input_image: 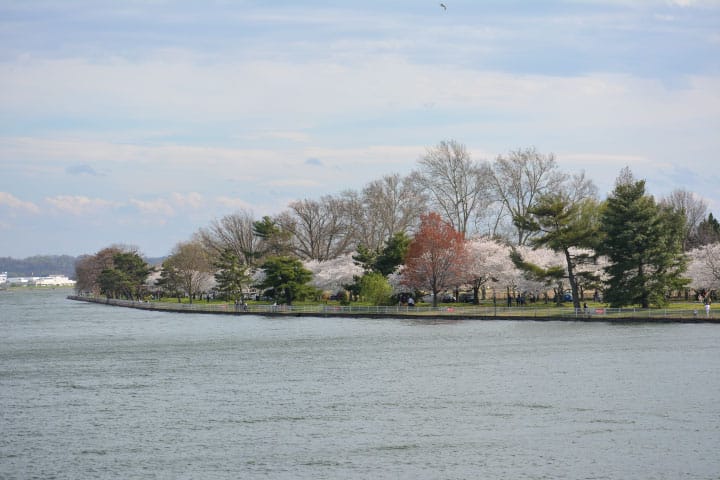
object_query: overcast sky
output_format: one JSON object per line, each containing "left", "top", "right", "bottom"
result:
{"left": 1, "top": 0, "right": 718, "bottom": 258}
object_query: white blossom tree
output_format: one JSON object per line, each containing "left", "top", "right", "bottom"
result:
{"left": 686, "top": 244, "right": 720, "bottom": 298}
{"left": 304, "top": 253, "right": 364, "bottom": 296}
{"left": 512, "top": 245, "right": 567, "bottom": 303}
{"left": 464, "top": 237, "right": 514, "bottom": 303}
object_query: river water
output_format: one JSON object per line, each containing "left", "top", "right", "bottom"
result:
{"left": 2, "top": 289, "right": 719, "bottom": 479}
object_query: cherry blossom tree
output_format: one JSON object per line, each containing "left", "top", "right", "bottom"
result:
{"left": 387, "top": 268, "right": 406, "bottom": 295}
{"left": 304, "top": 253, "right": 364, "bottom": 296}
{"left": 464, "top": 236, "right": 514, "bottom": 304}
{"left": 402, "top": 212, "right": 468, "bottom": 307}
{"left": 512, "top": 244, "right": 568, "bottom": 304}
{"left": 686, "top": 244, "right": 720, "bottom": 299}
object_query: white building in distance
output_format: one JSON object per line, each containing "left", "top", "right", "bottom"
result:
{"left": 5, "top": 274, "right": 76, "bottom": 287}
{"left": 34, "top": 275, "right": 76, "bottom": 287}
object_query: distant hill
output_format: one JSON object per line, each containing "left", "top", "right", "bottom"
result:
{"left": 0, "top": 255, "right": 167, "bottom": 278}
{"left": 0, "top": 255, "right": 79, "bottom": 278}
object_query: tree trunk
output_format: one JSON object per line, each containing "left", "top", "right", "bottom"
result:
{"left": 564, "top": 248, "right": 581, "bottom": 310}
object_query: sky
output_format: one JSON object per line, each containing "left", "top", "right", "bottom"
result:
{"left": 1, "top": 0, "right": 719, "bottom": 259}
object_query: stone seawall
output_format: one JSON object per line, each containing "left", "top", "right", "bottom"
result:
{"left": 67, "top": 296, "right": 719, "bottom": 323}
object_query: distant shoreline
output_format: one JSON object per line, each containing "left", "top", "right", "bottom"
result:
{"left": 67, "top": 295, "right": 720, "bottom": 324}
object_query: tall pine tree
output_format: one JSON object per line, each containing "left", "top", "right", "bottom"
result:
{"left": 214, "top": 248, "right": 249, "bottom": 303}
{"left": 597, "top": 168, "right": 688, "bottom": 308}
{"left": 514, "top": 194, "right": 600, "bottom": 309}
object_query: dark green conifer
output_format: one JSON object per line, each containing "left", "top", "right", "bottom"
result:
{"left": 214, "top": 248, "right": 249, "bottom": 303}
{"left": 597, "top": 168, "right": 688, "bottom": 308}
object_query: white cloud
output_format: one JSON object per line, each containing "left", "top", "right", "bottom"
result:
{"left": 170, "top": 192, "right": 204, "bottom": 210}
{"left": 0, "top": 192, "right": 40, "bottom": 214}
{"left": 45, "top": 195, "right": 119, "bottom": 216}
{"left": 130, "top": 199, "right": 170, "bottom": 216}
{"left": 238, "top": 131, "right": 312, "bottom": 143}
{"left": 215, "top": 196, "right": 255, "bottom": 211}
{"left": 560, "top": 153, "right": 651, "bottom": 166}
{"left": 263, "top": 178, "right": 322, "bottom": 188}
{"left": 3, "top": 57, "right": 717, "bottom": 145}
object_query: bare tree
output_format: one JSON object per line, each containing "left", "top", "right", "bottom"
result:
{"left": 488, "top": 147, "right": 567, "bottom": 245}
{"left": 345, "top": 174, "right": 427, "bottom": 252}
{"left": 279, "top": 195, "right": 356, "bottom": 261}
{"left": 337, "top": 189, "right": 382, "bottom": 253}
{"left": 413, "top": 140, "right": 489, "bottom": 236}
{"left": 164, "top": 240, "right": 213, "bottom": 303}
{"left": 565, "top": 170, "right": 598, "bottom": 203}
{"left": 661, "top": 188, "right": 708, "bottom": 251}
{"left": 197, "top": 209, "right": 260, "bottom": 266}
{"left": 363, "top": 173, "right": 426, "bottom": 243}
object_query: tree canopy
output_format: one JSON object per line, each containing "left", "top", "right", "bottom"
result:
{"left": 597, "top": 168, "right": 688, "bottom": 308}
{"left": 359, "top": 272, "right": 394, "bottom": 305}
{"left": 161, "top": 241, "right": 213, "bottom": 303}
{"left": 98, "top": 251, "right": 152, "bottom": 300}
{"left": 402, "top": 212, "right": 467, "bottom": 307}
{"left": 514, "top": 186, "right": 600, "bottom": 309}
{"left": 258, "top": 256, "right": 316, "bottom": 305}
{"left": 213, "top": 248, "right": 250, "bottom": 303}
{"left": 354, "top": 231, "right": 411, "bottom": 277}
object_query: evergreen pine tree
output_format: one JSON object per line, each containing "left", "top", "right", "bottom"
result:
{"left": 213, "top": 248, "right": 249, "bottom": 303}
{"left": 514, "top": 193, "right": 600, "bottom": 309}
{"left": 597, "top": 168, "right": 688, "bottom": 308}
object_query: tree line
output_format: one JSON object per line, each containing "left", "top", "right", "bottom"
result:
{"left": 74, "top": 141, "right": 720, "bottom": 308}
{"left": 0, "top": 255, "right": 78, "bottom": 278}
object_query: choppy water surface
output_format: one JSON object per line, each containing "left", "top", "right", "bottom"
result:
{"left": 2, "top": 289, "right": 719, "bottom": 479}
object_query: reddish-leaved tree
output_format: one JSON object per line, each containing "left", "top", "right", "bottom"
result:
{"left": 402, "top": 212, "right": 467, "bottom": 306}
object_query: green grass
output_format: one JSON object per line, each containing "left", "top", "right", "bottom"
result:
{"left": 151, "top": 295, "right": 708, "bottom": 310}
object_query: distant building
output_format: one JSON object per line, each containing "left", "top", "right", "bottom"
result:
{"left": 34, "top": 275, "right": 76, "bottom": 287}
{"left": 6, "top": 274, "right": 76, "bottom": 287}
{"left": 6, "top": 276, "right": 37, "bottom": 285}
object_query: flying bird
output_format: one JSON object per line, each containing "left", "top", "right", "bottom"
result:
{"left": 440, "top": 3, "right": 447, "bottom": 11}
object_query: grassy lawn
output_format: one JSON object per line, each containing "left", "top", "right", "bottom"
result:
{"left": 151, "top": 296, "right": 708, "bottom": 311}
